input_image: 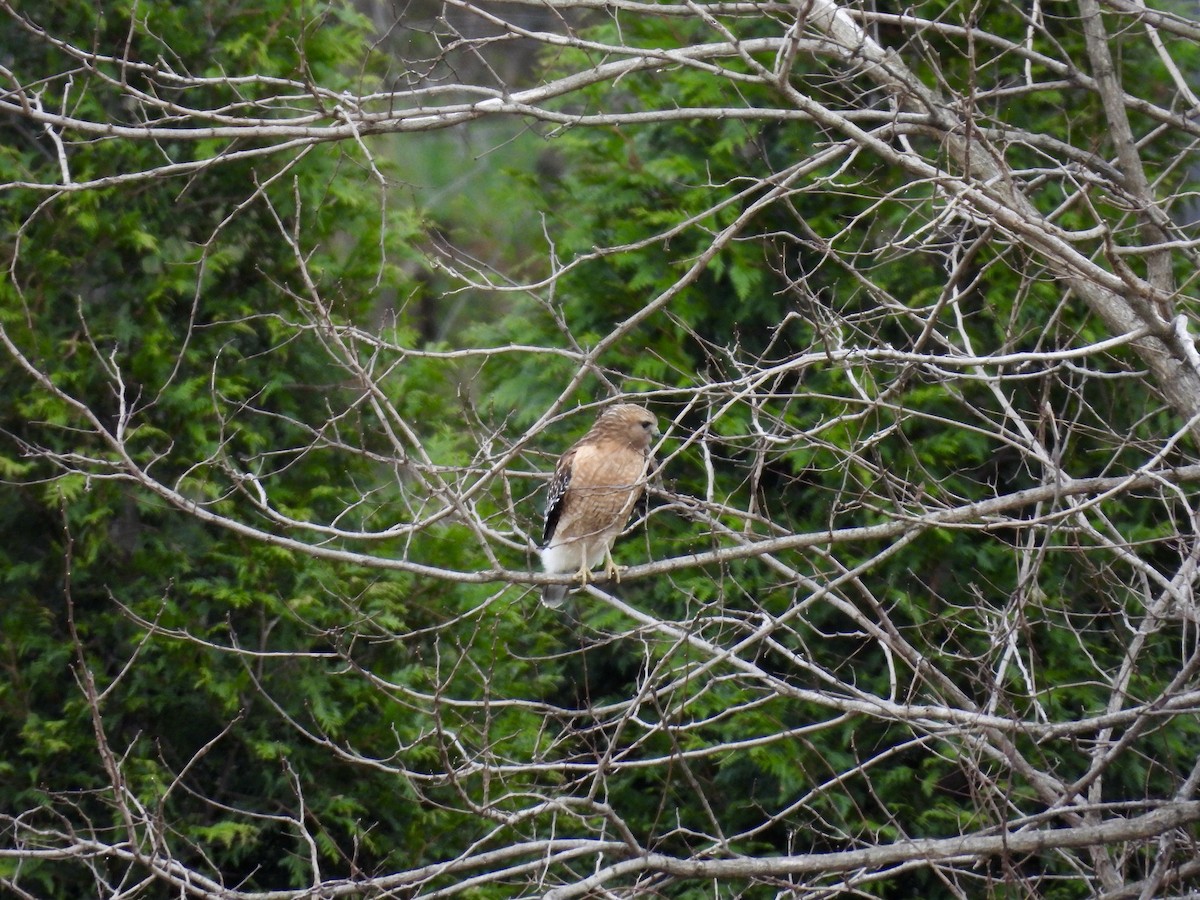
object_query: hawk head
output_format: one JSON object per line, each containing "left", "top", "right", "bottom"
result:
{"left": 596, "top": 403, "right": 659, "bottom": 451}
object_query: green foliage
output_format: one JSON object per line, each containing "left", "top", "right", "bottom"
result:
{"left": 2, "top": 0, "right": 1199, "bottom": 896}
{"left": 458, "top": 0, "right": 1200, "bottom": 893}
{"left": 0, "top": 0, "right": 468, "bottom": 891}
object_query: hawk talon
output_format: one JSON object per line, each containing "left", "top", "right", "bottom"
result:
{"left": 603, "top": 551, "right": 624, "bottom": 583}
{"left": 574, "top": 560, "right": 592, "bottom": 586}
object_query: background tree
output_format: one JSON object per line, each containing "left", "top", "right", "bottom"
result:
{"left": 2, "top": 0, "right": 1200, "bottom": 897}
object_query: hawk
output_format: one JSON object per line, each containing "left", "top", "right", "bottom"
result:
{"left": 540, "top": 404, "right": 659, "bottom": 607}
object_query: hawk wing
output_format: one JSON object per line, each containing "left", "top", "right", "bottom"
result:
{"left": 542, "top": 446, "right": 576, "bottom": 545}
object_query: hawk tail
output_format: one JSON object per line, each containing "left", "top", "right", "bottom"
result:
{"left": 541, "top": 583, "right": 569, "bottom": 608}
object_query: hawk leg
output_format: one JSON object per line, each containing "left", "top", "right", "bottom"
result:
{"left": 570, "top": 547, "right": 625, "bottom": 586}
{"left": 603, "top": 548, "right": 624, "bottom": 583}
{"left": 574, "top": 550, "right": 593, "bottom": 586}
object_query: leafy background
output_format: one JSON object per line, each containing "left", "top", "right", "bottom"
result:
{"left": 1, "top": 0, "right": 1199, "bottom": 896}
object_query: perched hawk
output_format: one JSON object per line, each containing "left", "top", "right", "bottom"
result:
{"left": 540, "top": 404, "right": 659, "bottom": 607}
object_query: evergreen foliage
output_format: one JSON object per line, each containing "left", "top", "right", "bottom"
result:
{"left": 1, "top": 0, "right": 1199, "bottom": 896}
